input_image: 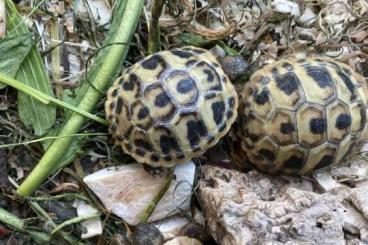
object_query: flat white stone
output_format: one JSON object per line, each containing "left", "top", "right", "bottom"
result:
{"left": 271, "top": 0, "right": 300, "bottom": 17}
{"left": 83, "top": 161, "right": 195, "bottom": 225}
{"left": 73, "top": 200, "right": 102, "bottom": 239}
{"left": 163, "top": 236, "right": 202, "bottom": 245}
{"left": 154, "top": 215, "right": 190, "bottom": 240}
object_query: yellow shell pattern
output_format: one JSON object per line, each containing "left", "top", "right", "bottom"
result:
{"left": 237, "top": 57, "right": 368, "bottom": 175}
{"left": 106, "top": 46, "right": 238, "bottom": 167}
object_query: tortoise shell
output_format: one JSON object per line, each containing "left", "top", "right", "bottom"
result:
{"left": 235, "top": 57, "right": 368, "bottom": 175}
{"left": 106, "top": 46, "right": 238, "bottom": 167}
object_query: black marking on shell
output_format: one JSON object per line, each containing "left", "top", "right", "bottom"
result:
{"left": 125, "top": 144, "right": 132, "bottom": 151}
{"left": 228, "top": 97, "right": 236, "bottom": 108}
{"left": 283, "top": 155, "right": 304, "bottom": 169}
{"left": 280, "top": 122, "right": 295, "bottom": 134}
{"left": 315, "top": 155, "right": 334, "bottom": 169}
{"left": 124, "top": 126, "right": 134, "bottom": 139}
{"left": 298, "top": 59, "right": 306, "bottom": 63}
{"left": 204, "top": 69, "right": 214, "bottom": 82}
{"left": 109, "top": 102, "right": 115, "bottom": 111}
{"left": 176, "top": 153, "right": 185, "bottom": 159}
{"left": 227, "top": 111, "right": 233, "bottom": 119}
{"left": 275, "top": 72, "right": 299, "bottom": 95}
{"left": 185, "top": 60, "right": 197, "bottom": 67}
{"left": 155, "top": 91, "right": 171, "bottom": 107}
{"left": 151, "top": 154, "right": 160, "bottom": 162}
{"left": 212, "top": 62, "right": 220, "bottom": 67}
{"left": 205, "top": 94, "right": 216, "bottom": 100}
{"left": 111, "top": 88, "right": 118, "bottom": 97}
{"left": 164, "top": 156, "right": 172, "bottom": 161}
{"left": 160, "top": 135, "right": 180, "bottom": 154}
{"left": 193, "top": 147, "right": 202, "bottom": 152}
{"left": 138, "top": 107, "right": 149, "bottom": 119}
{"left": 116, "top": 97, "right": 123, "bottom": 114}
{"left": 259, "top": 149, "right": 275, "bottom": 161}
{"left": 107, "top": 115, "right": 113, "bottom": 121}
{"left": 260, "top": 76, "right": 270, "bottom": 85}
{"left": 110, "top": 123, "right": 117, "bottom": 133}
{"left": 310, "top": 118, "right": 327, "bottom": 134}
{"left": 135, "top": 148, "right": 145, "bottom": 157}
{"left": 123, "top": 74, "right": 139, "bottom": 91}
{"left": 141, "top": 54, "right": 165, "bottom": 70}
{"left": 212, "top": 101, "right": 225, "bottom": 125}
{"left": 207, "top": 135, "right": 215, "bottom": 143}
{"left": 360, "top": 105, "right": 367, "bottom": 130}
{"left": 271, "top": 67, "right": 279, "bottom": 78}
{"left": 306, "top": 66, "right": 333, "bottom": 88}
{"left": 282, "top": 62, "right": 293, "bottom": 71}
{"left": 171, "top": 50, "right": 193, "bottom": 58}
{"left": 336, "top": 114, "right": 351, "bottom": 130}
{"left": 187, "top": 120, "right": 208, "bottom": 148}
{"left": 337, "top": 70, "right": 356, "bottom": 101}
{"left": 253, "top": 90, "right": 269, "bottom": 105}
{"left": 115, "top": 135, "right": 124, "bottom": 142}
{"left": 177, "top": 79, "right": 194, "bottom": 94}
{"left": 219, "top": 123, "right": 227, "bottom": 132}
{"left": 134, "top": 139, "right": 152, "bottom": 151}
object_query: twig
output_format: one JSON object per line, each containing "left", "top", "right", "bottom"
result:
{"left": 147, "top": 0, "right": 166, "bottom": 54}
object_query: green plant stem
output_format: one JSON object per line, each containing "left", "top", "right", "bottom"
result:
{"left": 50, "top": 213, "right": 100, "bottom": 235}
{"left": 8, "top": 177, "right": 79, "bottom": 244}
{"left": 0, "top": 207, "right": 50, "bottom": 244}
{"left": 147, "top": 0, "right": 165, "bottom": 54}
{"left": 17, "top": 0, "right": 144, "bottom": 197}
{"left": 140, "top": 168, "right": 174, "bottom": 223}
{"left": 0, "top": 72, "right": 108, "bottom": 125}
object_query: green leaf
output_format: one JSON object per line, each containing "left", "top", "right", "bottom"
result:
{"left": 5, "top": 0, "right": 56, "bottom": 136}
{"left": 0, "top": 34, "right": 33, "bottom": 86}
{"left": 175, "top": 32, "right": 213, "bottom": 46}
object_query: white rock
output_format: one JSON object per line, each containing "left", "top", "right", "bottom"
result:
{"left": 297, "top": 7, "right": 316, "bottom": 26}
{"left": 73, "top": 200, "right": 102, "bottom": 239}
{"left": 75, "top": 0, "right": 112, "bottom": 27}
{"left": 163, "top": 236, "right": 202, "bottom": 245}
{"left": 153, "top": 215, "right": 190, "bottom": 240}
{"left": 271, "top": 0, "right": 300, "bottom": 17}
{"left": 83, "top": 161, "right": 196, "bottom": 225}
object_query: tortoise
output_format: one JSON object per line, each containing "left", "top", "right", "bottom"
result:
{"left": 105, "top": 46, "right": 240, "bottom": 167}
{"left": 233, "top": 56, "right": 368, "bottom": 175}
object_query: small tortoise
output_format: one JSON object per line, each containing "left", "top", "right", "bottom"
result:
{"left": 106, "top": 46, "right": 239, "bottom": 167}
{"left": 234, "top": 56, "right": 368, "bottom": 175}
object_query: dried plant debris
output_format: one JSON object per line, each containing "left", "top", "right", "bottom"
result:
{"left": 1, "top": 0, "right": 368, "bottom": 244}
{"left": 198, "top": 166, "right": 368, "bottom": 245}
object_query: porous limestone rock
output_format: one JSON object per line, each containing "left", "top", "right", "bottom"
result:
{"left": 83, "top": 161, "right": 195, "bottom": 225}
{"left": 198, "top": 166, "right": 368, "bottom": 245}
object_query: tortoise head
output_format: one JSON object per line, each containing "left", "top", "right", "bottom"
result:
{"left": 218, "top": 55, "right": 249, "bottom": 81}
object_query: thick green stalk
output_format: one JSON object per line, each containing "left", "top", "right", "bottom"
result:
{"left": 17, "top": 0, "right": 144, "bottom": 197}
